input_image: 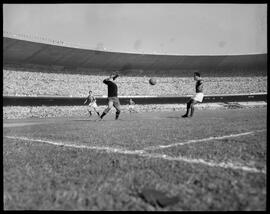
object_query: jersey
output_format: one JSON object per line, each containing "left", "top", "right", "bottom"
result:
{"left": 103, "top": 79, "right": 118, "bottom": 97}
{"left": 86, "top": 94, "right": 96, "bottom": 104}
{"left": 195, "top": 80, "right": 203, "bottom": 93}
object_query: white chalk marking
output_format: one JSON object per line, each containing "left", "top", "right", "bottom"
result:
{"left": 4, "top": 135, "right": 265, "bottom": 174}
{"left": 144, "top": 129, "right": 266, "bottom": 151}
{"left": 141, "top": 153, "right": 266, "bottom": 174}
{"left": 4, "top": 136, "right": 145, "bottom": 155}
{"left": 3, "top": 122, "right": 47, "bottom": 128}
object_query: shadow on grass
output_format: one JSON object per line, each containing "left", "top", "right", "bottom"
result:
{"left": 166, "top": 116, "right": 183, "bottom": 119}
{"left": 71, "top": 119, "right": 99, "bottom": 122}
{"left": 71, "top": 119, "right": 126, "bottom": 122}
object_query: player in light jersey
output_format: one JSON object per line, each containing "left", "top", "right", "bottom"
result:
{"left": 128, "top": 98, "right": 137, "bottom": 113}
{"left": 83, "top": 90, "right": 100, "bottom": 117}
{"left": 182, "top": 72, "right": 204, "bottom": 118}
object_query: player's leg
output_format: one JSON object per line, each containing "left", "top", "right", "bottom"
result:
{"left": 190, "top": 100, "right": 199, "bottom": 117}
{"left": 133, "top": 105, "right": 138, "bottom": 113}
{"left": 92, "top": 103, "right": 100, "bottom": 116}
{"left": 131, "top": 106, "right": 137, "bottom": 113}
{"left": 113, "top": 98, "right": 121, "bottom": 120}
{"left": 189, "top": 93, "right": 203, "bottom": 117}
{"left": 100, "top": 99, "right": 113, "bottom": 119}
{"left": 129, "top": 105, "right": 133, "bottom": 113}
{"left": 93, "top": 107, "right": 100, "bottom": 116}
{"left": 182, "top": 99, "right": 192, "bottom": 117}
{"left": 87, "top": 105, "right": 92, "bottom": 117}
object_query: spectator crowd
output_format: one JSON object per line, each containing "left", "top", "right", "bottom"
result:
{"left": 3, "top": 64, "right": 267, "bottom": 119}
{"left": 3, "top": 69, "right": 267, "bottom": 97}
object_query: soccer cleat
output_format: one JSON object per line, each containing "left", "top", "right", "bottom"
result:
{"left": 115, "top": 112, "right": 120, "bottom": 120}
{"left": 88, "top": 111, "right": 92, "bottom": 117}
{"left": 182, "top": 114, "right": 190, "bottom": 118}
{"left": 96, "top": 116, "right": 103, "bottom": 121}
{"left": 100, "top": 112, "right": 106, "bottom": 119}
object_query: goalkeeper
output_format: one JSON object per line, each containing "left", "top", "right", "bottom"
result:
{"left": 99, "top": 73, "right": 121, "bottom": 120}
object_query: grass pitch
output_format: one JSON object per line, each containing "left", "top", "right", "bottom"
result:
{"left": 3, "top": 108, "right": 266, "bottom": 210}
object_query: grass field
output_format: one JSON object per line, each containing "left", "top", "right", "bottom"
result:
{"left": 3, "top": 107, "right": 266, "bottom": 211}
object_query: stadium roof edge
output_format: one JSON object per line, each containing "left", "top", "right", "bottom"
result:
{"left": 3, "top": 33, "right": 267, "bottom": 57}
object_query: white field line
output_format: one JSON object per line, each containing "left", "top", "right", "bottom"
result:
{"left": 143, "top": 129, "right": 267, "bottom": 151}
{"left": 4, "top": 135, "right": 266, "bottom": 174}
{"left": 141, "top": 153, "right": 266, "bottom": 174}
{"left": 3, "top": 122, "right": 49, "bottom": 128}
{"left": 4, "top": 136, "right": 146, "bottom": 155}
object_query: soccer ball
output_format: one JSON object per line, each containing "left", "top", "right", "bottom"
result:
{"left": 149, "top": 78, "right": 157, "bottom": 85}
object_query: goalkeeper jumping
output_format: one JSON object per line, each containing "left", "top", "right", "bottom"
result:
{"left": 99, "top": 73, "right": 121, "bottom": 120}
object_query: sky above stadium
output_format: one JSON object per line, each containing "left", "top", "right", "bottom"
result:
{"left": 3, "top": 4, "right": 267, "bottom": 55}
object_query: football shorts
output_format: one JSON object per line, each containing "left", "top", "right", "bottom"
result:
{"left": 88, "top": 102, "right": 98, "bottom": 109}
{"left": 191, "top": 92, "right": 204, "bottom": 102}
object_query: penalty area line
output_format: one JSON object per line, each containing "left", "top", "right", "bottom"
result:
{"left": 143, "top": 129, "right": 267, "bottom": 151}
{"left": 4, "top": 135, "right": 146, "bottom": 155}
{"left": 141, "top": 153, "right": 266, "bottom": 174}
{"left": 4, "top": 135, "right": 266, "bottom": 174}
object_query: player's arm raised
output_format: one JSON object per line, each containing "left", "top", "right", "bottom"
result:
{"left": 103, "top": 72, "right": 119, "bottom": 83}
{"left": 103, "top": 75, "right": 113, "bottom": 84}
{"left": 112, "top": 73, "right": 119, "bottom": 80}
{"left": 103, "top": 78, "right": 110, "bottom": 84}
{"left": 110, "top": 71, "right": 119, "bottom": 80}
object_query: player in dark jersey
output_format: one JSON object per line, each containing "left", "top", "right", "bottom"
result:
{"left": 99, "top": 73, "right": 121, "bottom": 120}
{"left": 182, "top": 72, "right": 204, "bottom": 118}
{"left": 83, "top": 90, "right": 100, "bottom": 117}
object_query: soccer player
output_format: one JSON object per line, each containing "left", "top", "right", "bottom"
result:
{"left": 83, "top": 90, "right": 100, "bottom": 117}
{"left": 99, "top": 73, "right": 121, "bottom": 120}
{"left": 182, "top": 72, "right": 204, "bottom": 118}
{"left": 128, "top": 98, "right": 137, "bottom": 113}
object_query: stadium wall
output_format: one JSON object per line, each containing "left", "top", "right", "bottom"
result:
{"left": 3, "top": 94, "right": 267, "bottom": 106}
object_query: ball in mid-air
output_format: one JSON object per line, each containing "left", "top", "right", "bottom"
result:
{"left": 149, "top": 78, "right": 157, "bottom": 85}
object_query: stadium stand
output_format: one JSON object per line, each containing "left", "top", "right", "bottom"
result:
{"left": 3, "top": 33, "right": 267, "bottom": 119}
{"left": 3, "top": 64, "right": 267, "bottom": 97}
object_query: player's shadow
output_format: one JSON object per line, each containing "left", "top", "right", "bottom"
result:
{"left": 72, "top": 119, "right": 125, "bottom": 122}
{"left": 71, "top": 119, "right": 98, "bottom": 122}
{"left": 166, "top": 116, "right": 182, "bottom": 119}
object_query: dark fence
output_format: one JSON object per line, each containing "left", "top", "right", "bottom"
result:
{"left": 3, "top": 94, "right": 267, "bottom": 106}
